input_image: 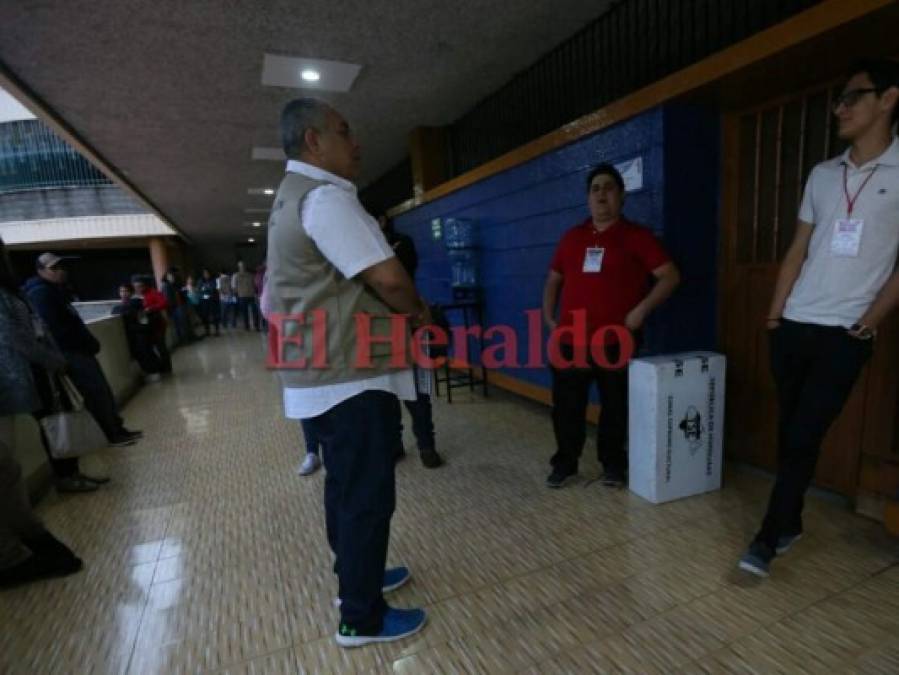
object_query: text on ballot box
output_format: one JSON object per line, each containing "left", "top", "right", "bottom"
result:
{"left": 628, "top": 352, "right": 726, "bottom": 504}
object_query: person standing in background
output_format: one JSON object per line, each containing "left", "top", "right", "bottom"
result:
{"left": 232, "top": 261, "right": 260, "bottom": 331}
{"left": 24, "top": 253, "right": 143, "bottom": 449}
{"left": 378, "top": 215, "right": 443, "bottom": 468}
{"left": 542, "top": 164, "right": 679, "bottom": 489}
{"left": 133, "top": 276, "right": 173, "bottom": 375}
{"left": 198, "top": 269, "right": 221, "bottom": 336}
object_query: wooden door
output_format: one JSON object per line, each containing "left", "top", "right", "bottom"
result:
{"left": 719, "top": 84, "right": 899, "bottom": 498}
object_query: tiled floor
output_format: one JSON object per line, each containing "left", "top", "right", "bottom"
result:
{"left": 2, "top": 332, "right": 898, "bottom": 674}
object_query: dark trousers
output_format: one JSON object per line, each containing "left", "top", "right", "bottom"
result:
{"left": 199, "top": 300, "right": 220, "bottom": 335}
{"left": 171, "top": 306, "right": 192, "bottom": 344}
{"left": 301, "top": 419, "right": 320, "bottom": 454}
{"left": 128, "top": 332, "right": 161, "bottom": 374}
{"left": 64, "top": 351, "right": 124, "bottom": 441}
{"left": 220, "top": 300, "right": 236, "bottom": 328}
{"left": 550, "top": 342, "right": 628, "bottom": 474}
{"left": 755, "top": 320, "right": 872, "bottom": 549}
{"left": 305, "top": 390, "right": 399, "bottom": 634}
{"left": 237, "top": 297, "right": 260, "bottom": 331}
{"left": 400, "top": 393, "right": 435, "bottom": 451}
{"left": 152, "top": 335, "right": 172, "bottom": 374}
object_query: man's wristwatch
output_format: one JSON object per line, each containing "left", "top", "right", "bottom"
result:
{"left": 850, "top": 323, "right": 874, "bottom": 339}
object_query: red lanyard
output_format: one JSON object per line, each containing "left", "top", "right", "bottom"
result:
{"left": 843, "top": 164, "right": 878, "bottom": 217}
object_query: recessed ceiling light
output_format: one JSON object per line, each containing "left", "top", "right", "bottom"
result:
{"left": 252, "top": 222, "right": 261, "bottom": 227}
{"left": 248, "top": 237, "right": 255, "bottom": 243}
{"left": 262, "top": 54, "right": 362, "bottom": 93}
{"left": 263, "top": 188, "right": 274, "bottom": 195}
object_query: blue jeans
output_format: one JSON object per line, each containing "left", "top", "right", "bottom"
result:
{"left": 305, "top": 390, "right": 399, "bottom": 634}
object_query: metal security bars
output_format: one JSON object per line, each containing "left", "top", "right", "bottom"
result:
{"left": 449, "top": 0, "right": 823, "bottom": 176}
{"left": 0, "top": 119, "right": 112, "bottom": 193}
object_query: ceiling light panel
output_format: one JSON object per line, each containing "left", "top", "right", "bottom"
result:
{"left": 262, "top": 54, "right": 362, "bottom": 93}
{"left": 251, "top": 147, "right": 286, "bottom": 161}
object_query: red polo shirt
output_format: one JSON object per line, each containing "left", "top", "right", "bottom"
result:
{"left": 549, "top": 218, "right": 670, "bottom": 344}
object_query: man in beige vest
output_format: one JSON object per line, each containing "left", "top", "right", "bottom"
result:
{"left": 266, "top": 98, "right": 430, "bottom": 647}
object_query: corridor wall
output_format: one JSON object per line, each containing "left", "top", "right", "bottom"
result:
{"left": 393, "top": 104, "right": 720, "bottom": 397}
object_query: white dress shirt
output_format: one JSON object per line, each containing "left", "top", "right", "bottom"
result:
{"left": 280, "top": 160, "right": 415, "bottom": 420}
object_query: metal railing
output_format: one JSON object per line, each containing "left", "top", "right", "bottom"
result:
{"left": 0, "top": 119, "right": 112, "bottom": 193}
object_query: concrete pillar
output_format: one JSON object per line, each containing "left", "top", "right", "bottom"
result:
{"left": 148, "top": 237, "right": 169, "bottom": 287}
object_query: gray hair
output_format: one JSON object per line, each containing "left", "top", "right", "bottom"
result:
{"left": 281, "top": 98, "right": 331, "bottom": 159}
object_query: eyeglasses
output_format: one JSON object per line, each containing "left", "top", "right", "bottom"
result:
{"left": 832, "top": 87, "right": 883, "bottom": 112}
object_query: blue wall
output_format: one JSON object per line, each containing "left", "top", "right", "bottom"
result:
{"left": 394, "top": 104, "right": 720, "bottom": 395}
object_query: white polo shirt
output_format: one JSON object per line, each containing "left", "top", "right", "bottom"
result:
{"left": 280, "top": 160, "right": 415, "bottom": 420}
{"left": 783, "top": 136, "right": 899, "bottom": 328}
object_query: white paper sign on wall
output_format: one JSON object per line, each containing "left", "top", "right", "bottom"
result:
{"left": 615, "top": 156, "right": 643, "bottom": 192}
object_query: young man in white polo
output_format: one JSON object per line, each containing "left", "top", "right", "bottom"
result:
{"left": 739, "top": 59, "right": 899, "bottom": 577}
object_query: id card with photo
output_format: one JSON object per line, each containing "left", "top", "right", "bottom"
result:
{"left": 830, "top": 218, "right": 864, "bottom": 258}
{"left": 582, "top": 247, "right": 605, "bottom": 273}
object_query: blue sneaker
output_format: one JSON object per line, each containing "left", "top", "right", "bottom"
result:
{"left": 335, "top": 607, "right": 427, "bottom": 648}
{"left": 775, "top": 533, "right": 802, "bottom": 555}
{"left": 738, "top": 542, "right": 774, "bottom": 578}
{"left": 382, "top": 566, "right": 411, "bottom": 592}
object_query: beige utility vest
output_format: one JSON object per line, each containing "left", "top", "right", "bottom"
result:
{"left": 265, "top": 172, "right": 408, "bottom": 388}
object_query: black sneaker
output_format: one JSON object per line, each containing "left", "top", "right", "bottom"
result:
{"left": 600, "top": 469, "right": 627, "bottom": 488}
{"left": 420, "top": 448, "right": 444, "bottom": 469}
{"left": 546, "top": 467, "right": 576, "bottom": 489}
{"left": 120, "top": 428, "right": 143, "bottom": 439}
{"left": 109, "top": 434, "right": 138, "bottom": 447}
{"left": 394, "top": 445, "right": 406, "bottom": 462}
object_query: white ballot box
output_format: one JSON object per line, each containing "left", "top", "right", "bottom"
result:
{"left": 628, "top": 352, "right": 726, "bottom": 504}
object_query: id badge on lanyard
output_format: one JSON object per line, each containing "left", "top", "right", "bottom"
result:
{"left": 582, "top": 247, "right": 604, "bottom": 273}
{"left": 831, "top": 164, "right": 877, "bottom": 258}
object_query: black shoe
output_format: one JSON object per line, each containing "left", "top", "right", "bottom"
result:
{"left": 394, "top": 445, "right": 406, "bottom": 462}
{"left": 0, "top": 552, "right": 83, "bottom": 589}
{"left": 546, "top": 467, "right": 576, "bottom": 489}
{"left": 22, "top": 532, "right": 79, "bottom": 564}
{"left": 120, "top": 428, "right": 143, "bottom": 439}
{"left": 600, "top": 469, "right": 627, "bottom": 488}
{"left": 420, "top": 448, "right": 444, "bottom": 469}
{"left": 109, "top": 432, "right": 140, "bottom": 447}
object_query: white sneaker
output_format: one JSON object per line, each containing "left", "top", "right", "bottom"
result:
{"left": 297, "top": 453, "right": 321, "bottom": 476}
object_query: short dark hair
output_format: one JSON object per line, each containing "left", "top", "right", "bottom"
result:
{"left": 586, "top": 163, "right": 624, "bottom": 192}
{"left": 848, "top": 58, "right": 899, "bottom": 125}
{"left": 281, "top": 98, "right": 331, "bottom": 159}
{"left": 119, "top": 282, "right": 134, "bottom": 292}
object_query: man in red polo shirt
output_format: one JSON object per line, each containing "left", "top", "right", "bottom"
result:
{"left": 542, "top": 163, "right": 680, "bottom": 488}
